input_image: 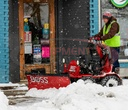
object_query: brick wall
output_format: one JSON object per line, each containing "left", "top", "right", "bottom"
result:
{"left": 90, "top": 0, "right": 99, "bottom": 36}
{"left": 0, "top": 0, "right": 9, "bottom": 83}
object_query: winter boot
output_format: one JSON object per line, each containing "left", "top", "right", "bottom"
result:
{"left": 115, "top": 67, "right": 120, "bottom": 74}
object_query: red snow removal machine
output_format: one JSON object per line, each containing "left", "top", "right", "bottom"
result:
{"left": 26, "top": 39, "right": 122, "bottom": 90}
{"left": 63, "top": 39, "right": 122, "bottom": 87}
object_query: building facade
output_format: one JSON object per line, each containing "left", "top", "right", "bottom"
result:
{"left": 0, "top": 0, "right": 91, "bottom": 83}
{"left": 0, "top": 0, "right": 9, "bottom": 83}
{"left": 0, "top": 0, "right": 127, "bottom": 83}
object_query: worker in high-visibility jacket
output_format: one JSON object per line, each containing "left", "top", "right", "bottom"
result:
{"left": 94, "top": 11, "right": 121, "bottom": 74}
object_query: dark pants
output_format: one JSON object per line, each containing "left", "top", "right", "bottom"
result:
{"left": 110, "top": 47, "right": 120, "bottom": 72}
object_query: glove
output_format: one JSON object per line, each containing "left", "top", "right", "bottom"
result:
{"left": 94, "top": 36, "right": 101, "bottom": 41}
{"left": 101, "top": 36, "right": 105, "bottom": 41}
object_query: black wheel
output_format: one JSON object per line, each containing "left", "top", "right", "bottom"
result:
{"left": 81, "top": 77, "right": 95, "bottom": 84}
{"left": 70, "top": 78, "right": 78, "bottom": 83}
{"left": 101, "top": 75, "right": 122, "bottom": 87}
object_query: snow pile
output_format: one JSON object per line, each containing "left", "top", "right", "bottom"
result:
{"left": 25, "top": 80, "right": 128, "bottom": 110}
{"left": 0, "top": 91, "right": 8, "bottom": 110}
{"left": 9, "top": 80, "right": 128, "bottom": 110}
{"left": 26, "top": 88, "right": 58, "bottom": 99}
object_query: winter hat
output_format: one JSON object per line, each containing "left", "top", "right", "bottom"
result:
{"left": 103, "top": 11, "right": 112, "bottom": 19}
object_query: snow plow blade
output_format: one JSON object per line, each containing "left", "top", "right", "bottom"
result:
{"left": 26, "top": 74, "right": 70, "bottom": 90}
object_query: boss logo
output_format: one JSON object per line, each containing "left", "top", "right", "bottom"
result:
{"left": 30, "top": 76, "right": 48, "bottom": 84}
{"left": 69, "top": 66, "right": 76, "bottom": 72}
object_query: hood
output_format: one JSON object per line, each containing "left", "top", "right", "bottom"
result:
{"left": 106, "top": 16, "right": 117, "bottom": 26}
{"left": 110, "top": 16, "right": 117, "bottom": 22}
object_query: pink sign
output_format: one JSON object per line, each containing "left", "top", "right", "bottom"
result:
{"left": 42, "top": 47, "right": 50, "bottom": 58}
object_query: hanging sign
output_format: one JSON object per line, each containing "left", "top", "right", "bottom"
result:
{"left": 111, "top": 0, "right": 128, "bottom": 8}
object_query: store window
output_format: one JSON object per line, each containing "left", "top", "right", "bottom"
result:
{"left": 24, "top": 3, "right": 50, "bottom": 64}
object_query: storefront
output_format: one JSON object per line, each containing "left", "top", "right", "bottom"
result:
{"left": 0, "top": 0, "right": 126, "bottom": 83}
{"left": 6, "top": 0, "right": 90, "bottom": 82}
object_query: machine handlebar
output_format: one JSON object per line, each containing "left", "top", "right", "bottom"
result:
{"left": 88, "top": 37, "right": 102, "bottom": 44}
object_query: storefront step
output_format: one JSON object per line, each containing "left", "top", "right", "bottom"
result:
{"left": 19, "top": 80, "right": 28, "bottom": 86}
{"left": 3, "top": 89, "right": 28, "bottom": 96}
{"left": 8, "top": 96, "right": 45, "bottom": 105}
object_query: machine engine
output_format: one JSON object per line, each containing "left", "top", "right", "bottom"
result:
{"left": 79, "top": 55, "right": 101, "bottom": 75}
{"left": 79, "top": 42, "right": 105, "bottom": 75}
{"left": 64, "top": 41, "right": 122, "bottom": 87}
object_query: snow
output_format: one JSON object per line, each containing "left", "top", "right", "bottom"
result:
{"left": 0, "top": 91, "right": 8, "bottom": 110}
{"left": 15, "top": 84, "right": 28, "bottom": 90}
{"left": 0, "top": 82, "right": 28, "bottom": 90}
{"left": 0, "top": 82, "right": 19, "bottom": 87}
{"left": 24, "top": 80, "right": 128, "bottom": 110}
{"left": 0, "top": 79, "right": 128, "bottom": 110}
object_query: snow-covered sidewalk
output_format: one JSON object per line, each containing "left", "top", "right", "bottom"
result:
{"left": 1, "top": 79, "right": 128, "bottom": 110}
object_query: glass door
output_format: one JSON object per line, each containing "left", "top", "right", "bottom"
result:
{"left": 19, "top": 0, "right": 55, "bottom": 79}
{"left": 24, "top": 3, "right": 50, "bottom": 64}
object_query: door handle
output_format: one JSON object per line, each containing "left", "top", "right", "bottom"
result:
{"left": 20, "top": 38, "right": 24, "bottom": 45}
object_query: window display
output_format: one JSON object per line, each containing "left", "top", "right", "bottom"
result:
{"left": 24, "top": 3, "right": 50, "bottom": 64}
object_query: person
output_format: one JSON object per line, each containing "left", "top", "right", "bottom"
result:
{"left": 93, "top": 11, "right": 121, "bottom": 74}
